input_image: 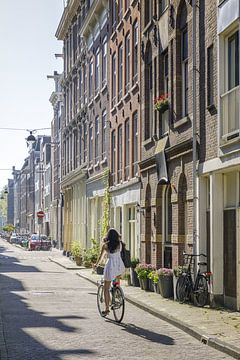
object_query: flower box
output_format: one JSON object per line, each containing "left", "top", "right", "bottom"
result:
{"left": 154, "top": 94, "right": 169, "bottom": 113}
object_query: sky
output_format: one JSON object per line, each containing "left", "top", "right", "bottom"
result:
{"left": 0, "top": 0, "right": 64, "bottom": 190}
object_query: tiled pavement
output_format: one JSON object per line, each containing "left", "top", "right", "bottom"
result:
{"left": 49, "top": 250, "right": 240, "bottom": 359}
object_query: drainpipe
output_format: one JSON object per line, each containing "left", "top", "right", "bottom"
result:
{"left": 192, "top": 0, "right": 197, "bottom": 273}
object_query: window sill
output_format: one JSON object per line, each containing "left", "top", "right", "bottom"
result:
{"left": 143, "top": 20, "right": 153, "bottom": 35}
{"left": 100, "top": 157, "right": 107, "bottom": 165}
{"left": 110, "top": 106, "right": 117, "bottom": 115}
{"left": 110, "top": 30, "right": 117, "bottom": 42}
{"left": 116, "top": 99, "right": 123, "bottom": 109}
{"left": 116, "top": 19, "right": 124, "bottom": 32}
{"left": 94, "top": 92, "right": 100, "bottom": 102}
{"left": 101, "top": 83, "right": 107, "bottom": 94}
{"left": 173, "top": 115, "right": 189, "bottom": 129}
{"left": 123, "top": 8, "right": 131, "bottom": 21}
{"left": 130, "top": 0, "right": 138, "bottom": 8}
{"left": 123, "top": 92, "right": 131, "bottom": 102}
{"left": 130, "top": 82, "right": 139, "bottom": 94}
{"left": 143, "top": 137, "right": 154, "bottom": 147}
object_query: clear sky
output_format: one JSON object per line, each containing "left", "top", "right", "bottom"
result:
{"left": 0, "top": 0, "right": 64, "bottom": 190}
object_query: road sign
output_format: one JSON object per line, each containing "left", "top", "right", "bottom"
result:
{"left": 38, "top": 217, "right": 43, "bottom": 225}
{"left": 37, "top": 211, "right": 45, "bottom": 218}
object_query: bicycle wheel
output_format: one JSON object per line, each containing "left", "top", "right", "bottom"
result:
{"left": 195, "top": 275, "right": 208, "bottom": 307}
{"left": 176, "top": 275, "right": 189, "bottom": 303}
{"left": 112, "top": 287, "right": 125, "bottom": 323}
{"left": 97, "top": 284, "right": 107, "bottom": 317}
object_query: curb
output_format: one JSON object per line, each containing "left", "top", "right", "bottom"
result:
{"left": 76, "top": 271, "right": 240, "bottom": 360}
{"left": 49, "top": 256, "right": 83, "bottom": 270}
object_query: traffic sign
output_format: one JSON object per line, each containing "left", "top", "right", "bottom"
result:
{"left": 37, "top": 211, "right": 45, "bottom": 218}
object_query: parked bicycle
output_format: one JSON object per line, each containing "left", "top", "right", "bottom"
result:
{"left": 176, "top": 252, "right": 212, "bottom": 307}
{"left": 97, "top": 274, "right": 125, "bottom": 323}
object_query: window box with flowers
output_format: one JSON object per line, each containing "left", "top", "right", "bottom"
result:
{"left": 154, "top": 94, "right": 169, "bottom": 113}
{"left": 158, "top": 268, "right": 173, "bottom": 298}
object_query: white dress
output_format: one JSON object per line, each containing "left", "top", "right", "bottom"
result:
{"left": 103, "top": 243, "right": 125, "bottom": 281}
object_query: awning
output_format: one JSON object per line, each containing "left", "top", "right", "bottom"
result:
{"left": 155, "top": 136, "right": 168, "bottom": 185}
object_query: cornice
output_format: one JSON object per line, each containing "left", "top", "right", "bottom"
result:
{"left": 56, "top": 0, "right": 80, "bottom": 40}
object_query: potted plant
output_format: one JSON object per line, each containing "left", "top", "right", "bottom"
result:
{"left": 70, "top": 241, "right": 82, "bottom": 266}
{"left": 130, "top": 258, "right": 140, "bottom": 287}
{"left": 148, "top": 270, "right": 160, "bottom": 293}
{"left": 173, "top": 265, "right": 188, "bottom": 300}
{"left": 154, "top": 94, "right": 169, "bottom": 113}
{"left": 136, "top": 264, "right": 155, "bottom": 291}
{"left": 82, "top": 239, "right": 100, "bottom": 268}
{"left": 158, "top": 268, "right": 173, "bottom": 298}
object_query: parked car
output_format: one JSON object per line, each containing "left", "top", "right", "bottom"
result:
{"left": 28, "top": 234, "right": 51, "bottom": 251}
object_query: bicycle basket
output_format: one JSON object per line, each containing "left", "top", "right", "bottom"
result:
{"left": 96, "top": 266, "right": 104, "bottom": 275}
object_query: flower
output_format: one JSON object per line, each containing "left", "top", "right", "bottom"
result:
{"left": 136, "top": 263, "right": 156, "bottom": 279}
{"left": 157, "top": 268, "right": 173, "bottom": 277}
{"left": 154, "top": 93, "right": 169, "bottom": 113}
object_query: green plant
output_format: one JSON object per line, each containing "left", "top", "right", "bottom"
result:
{"left": 154, "top": 94, "right": 169, "bottom": 113}
{"left": 2, "top": 224, "right": 15, "bottom": 233}
{"left": 173, "top": 265, "right": 188, "bottom": 277}
{"left": 131, "top": 258, "right": 140, "bottom": 269}
{"left": 148, "top": 270, "right": 159, "bottom": 284}
{"left": 70, "top": 241, "right": 82, "bottom": 258}
{"left": 82, "top": 239, "right": 100, "bottom": 268}
{"left": 136, "top": 264, "right": 155, "bottom": 279}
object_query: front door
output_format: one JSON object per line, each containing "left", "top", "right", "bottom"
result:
{"left": 223, "top": 209, "right": 236, "bottom": 298}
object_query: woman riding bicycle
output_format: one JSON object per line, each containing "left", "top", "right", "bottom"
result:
{"left": 95, "top": 228, "right": 125, "bottom": 316}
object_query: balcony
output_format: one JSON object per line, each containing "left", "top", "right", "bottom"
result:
{"left": 221, "top": 85, "right": 240, "bottom": 140}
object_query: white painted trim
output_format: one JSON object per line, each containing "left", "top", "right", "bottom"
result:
{"left": 198, "top": 156, "right": 240, "bottom": 175}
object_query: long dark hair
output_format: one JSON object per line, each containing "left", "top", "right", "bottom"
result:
{"left": 105, "top": 228, "right": 121, "bottom": 253}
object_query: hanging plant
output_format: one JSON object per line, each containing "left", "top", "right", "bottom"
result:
{"left": 154, "top": 94, "right": 169, "bottom": 113}
{"left": 100, "top": 168, "right": 111, "bottom": 238}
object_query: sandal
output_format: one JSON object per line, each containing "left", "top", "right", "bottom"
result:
{"left": 101, "top": 309, "right": 110, "bottom": 316}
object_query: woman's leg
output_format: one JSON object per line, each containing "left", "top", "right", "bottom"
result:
{"left": 103, "top": 280, "right": 111, "bottom": 312}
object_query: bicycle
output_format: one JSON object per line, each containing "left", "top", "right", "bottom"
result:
{"left": 97, "top": 276, "right": 125, "bottom": 323}
{"left": 176, "top": 252, "right": 212, "bottom": 307}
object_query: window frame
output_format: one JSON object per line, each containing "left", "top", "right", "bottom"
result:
{"left": 132, "top": 21, "right": 138, "bottom": 85}
{"left": 125, "top": 32, "right": 131, "bottom": 94}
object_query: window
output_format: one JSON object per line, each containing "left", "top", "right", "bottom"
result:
{"left": 112, "top": 1, "right": 117, "bottom": 30}
{"left": 79, "top": 124, "right": 82, "bottom": 166}
{"left": 89, "top": 57, "right": 93, "bottom": 98}
{"left": 125, "top": 33, "right": 130, "bottom": 93}
{"left": 83, "top": 122, "right": 87, "bottom": 162}
{"left": 83, "top": 63, "right": 87, "bottom": 104}
{"left": 133, "top": 112, "right": 138, "bottom": 176}
{"left": 118, "top": 125, "right": 123, "bottom": 182}
{"left": 181, "top": 28, "right": 188, "bottom": 117}
{"left": 144, "top": 44, "right": 152, "bottom": 139}
{"left": 102, "top": 36, "right": 107, "bottom": 86}
{"left": 118, "top": 0, "right": 123, "bottom": 22}
{"left": 125, "top": 119, "right": 130, "bottom": 180}
{"left": 207, "top": 45, "right": 214, "bottom": 107}
{"left": 112, "top": 53, "right": 116, "bottom": 107}
{"left": 95, "top": 116, "right": 99, "bottom": 163}
{"left": 161, "top": 51, "right": 169, "bottom": 135}
{"left": 144, "top": 2, "right": 151, "bottom": 26}
{"left": 89, "top": 123, "right": 93, "bottom": 163}
{"left": 118, "top": 44, "right": 123, "bottom": 100}
{"left": 133, "top": 21, "right": 138, "bottom": 85}
{"left": 228, "top": 31, "right": 239, "bottom": 91}
{"left": 125, "top": 0, "right": 130, "bottom": 12}
{"left": 159, "top": 0, "right": 168, "bottom": 16}
{"left": 95, "top": 48, "right": 100, "bottom": 93}
{"left": 111, "top": 130, "right": 116, "bottom": 183}
{"left": 79, "top": 68, "right": 83, "bottom": 103}
{"left": 102, "top": 110, "right": 107, "bottom": 159}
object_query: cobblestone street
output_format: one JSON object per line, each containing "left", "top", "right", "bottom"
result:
{"left": 0, "top": 239, "right": 233, "bottom": 360}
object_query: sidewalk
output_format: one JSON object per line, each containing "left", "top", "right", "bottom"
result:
{"left": 49, "top": 251, "right": 240, "bottom": 359}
